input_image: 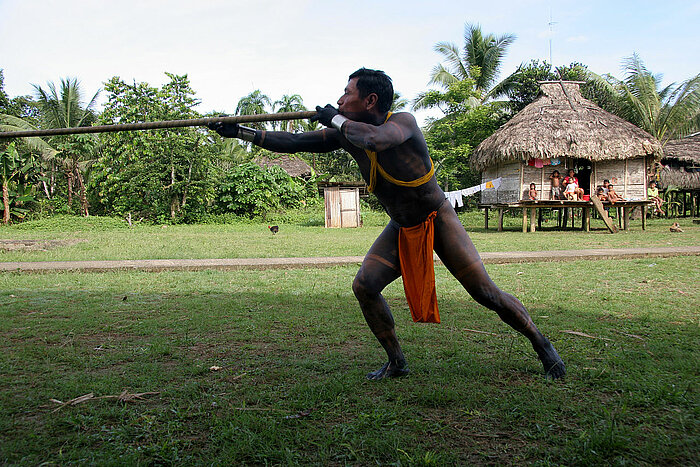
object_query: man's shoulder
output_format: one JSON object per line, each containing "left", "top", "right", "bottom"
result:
{"left": 388, "top": 111, "right": 418, "bottom": 125}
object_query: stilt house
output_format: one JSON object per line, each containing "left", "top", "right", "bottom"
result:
{"left": 472, "top": 81, "right": 663, "bottom": 204}
{"left": 659, "top": 132, "right": 700, "bottom": 216}
{"left": 660, "top": 132, "right": 700, "bottom": 190}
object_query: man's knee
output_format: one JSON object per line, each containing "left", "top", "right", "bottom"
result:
{"left": 353, "top": 272, "right": 376, "bottom": 300}
{"left": 467, "top": 281, "right": 502, "bottom": 308}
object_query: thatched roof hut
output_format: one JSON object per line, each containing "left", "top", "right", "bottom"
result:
{"left": 473, "top": 81, "right": 663, "bottom": 203}
{"left": 660, "top": 132, "right": 700, "bottom": 190}
{"left": 254, "top": 154, "right": 312, "bottom": 178}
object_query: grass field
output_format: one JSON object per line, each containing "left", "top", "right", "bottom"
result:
{"left": 1, "top": 256, "right": 698, "bottom": 465}
{"left": 0, "top": 212, "right": 698, "bottom": 262}
{"left": 0, "top": 213, "right": 698, "bottom": 465}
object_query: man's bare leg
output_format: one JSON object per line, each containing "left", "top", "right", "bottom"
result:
{"left": 434, "top": 205, "right": 566, "bottom": 379}
{"left": 353, "top": 223, "right": 409, "bottom": 380}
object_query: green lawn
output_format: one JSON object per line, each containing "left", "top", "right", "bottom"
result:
{"left": 0, "top": 212, "right": 698, "bottom": 262}
{"left": 1, "top": 256, "right": 698, "bottom": 465}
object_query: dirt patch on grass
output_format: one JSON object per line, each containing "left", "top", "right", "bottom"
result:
{"left": 0, "top": 239, "right": 86, "bottom": 251}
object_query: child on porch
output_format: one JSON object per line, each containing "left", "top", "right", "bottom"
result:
{"left": 549, "top": 170, "right": 562, "bottom": 199}
{"left": 607, "top": 184, "right": 625, "bottom": 203}
{"left": 529, "top": 183, "right": 538, "bottom": 200}
{"left": 595, "top": 186, "right": 608, "bottom": 201}
{"left": 564, "top": 179, "right": 578, "bottom": 200}
{"left": 647, "top": 180, "right": 665, "bottom": 216}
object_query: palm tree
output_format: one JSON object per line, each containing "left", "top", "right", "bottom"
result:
{"left": 590, "top": 54, "right": 700, "bottom": 144}
{"left": 414, "top": 23, "right": 515, "bottom": 111}
{"left": 391, "top": 92, "right": 409, "bottom": 112}
{"left": 235, "top": 90, "right": 271, "bottom": 130}
{"left": 33, "top": 77, "right": 100, "bottom": 215}
{"left": 273, "top": 94, "right": 307, "bottom": 132}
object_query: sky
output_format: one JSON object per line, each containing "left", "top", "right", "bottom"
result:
{"left": 1, "top": 0, "right": 699, "bottom": 126}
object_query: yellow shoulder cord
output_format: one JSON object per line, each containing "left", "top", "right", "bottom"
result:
{"left": 364, "top": 112, "right": 435, "bottom": 193}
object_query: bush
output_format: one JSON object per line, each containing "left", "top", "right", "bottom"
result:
{"left": 214, "top": 163, "right": 311, "bottom": 218}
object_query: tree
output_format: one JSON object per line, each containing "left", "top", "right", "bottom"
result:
{"left": 235, "top": 90, "right": 271, "bottom": 130}
{"left": 91, "top": 74, "right": 215, "bottom": 222}
{"left": 273, "top": 94, "right": 307, "bottom": 132}
{"left": 489, "top": 60, "right": 592, "bottom": 114}
{"left": 391, "top": 92, "right": 409, "bottom": 112}
{"left": 214, "top": 162, "right": 308, "bottom": 218}
{"left": 0, "top": 143, "right": 22, "bottom": 224}
{"left": 0, "top": 143, "right": 41, "bottom": 224}
{"left": 414, "top": 23, "right": 516, "bottom": 111}
{"left": 589, "top": 54, "right": 700, "bottom": 143}
{"left": 424, "top": 103, "right": 504, "bottom": 192}
{"left": 32, "top": 77, "right": 100, "bottom": 215}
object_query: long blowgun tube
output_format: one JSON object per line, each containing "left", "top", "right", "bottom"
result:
{"left": 0, "top": 111, "right": 317, "bottom": 139}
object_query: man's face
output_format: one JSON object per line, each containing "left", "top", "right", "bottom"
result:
{"left": 337, "top": 78, "right": 368, "bottom": 118}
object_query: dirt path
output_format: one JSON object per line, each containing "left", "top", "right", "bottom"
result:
{"left": 0, "top": 246, "right": 698, "bottom": 273}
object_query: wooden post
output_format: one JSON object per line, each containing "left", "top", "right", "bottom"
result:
{"left": 642, "top": 205, "right": 647, "bottom": 230}
{"left": 583, "top": 206, "right": 590, "bottom": 232}
{"left": 530, "top": 207, "right": 536, "bottom": 232}
{"left": 521, "top": 207, "right": 527, "bottom": 232}
{"left": 498, "top": 208, "right": 504, "bottom": 232}
{"left": 623, "top": 207, "right": 630, "bottom": 230}
{"left": 484, "top": 206, "right": 489, "bottom": 230}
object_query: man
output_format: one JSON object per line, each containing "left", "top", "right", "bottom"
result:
{"left": 209, "top": 68, "right": 565, "bottom": 380}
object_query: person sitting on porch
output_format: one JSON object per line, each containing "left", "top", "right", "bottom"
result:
{"left": 564, "top": 179, "right": 578, "bottom": 200}
{"left": 647, "top": 181, "right": 665, "bottom": 216}
{"left": 607, "top": 184, "right": 625, "bottom": 203}
{"left": 529, "top": 183, "right": 538, "bottom": 200}
{"left": 595, "top": 186, "right": 608, "bottom": 201}
{"left": 549, "top": 170, "right": 562, "bottom": 199}
{"left": 563, "top": 169, "right": 584, "bottom": 200}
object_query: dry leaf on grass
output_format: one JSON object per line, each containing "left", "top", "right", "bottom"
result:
{"left": 560, "top": 330, "right": 612, "bottom": 341}
{"left": 463, "top": 328, "right": 498, "bottom": 336}
{"left": 50, "top": 390, "right": 159, "bottom": 412}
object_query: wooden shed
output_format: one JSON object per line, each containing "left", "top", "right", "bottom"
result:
{"left": 323, "top": 186, "right": 361, "bottom": 228}
{"left": 472, "top": 81, "right": 663, "bottom": 204}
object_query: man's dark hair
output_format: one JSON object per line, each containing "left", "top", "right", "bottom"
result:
{"left": 349, "top": 68, "right": 394, "bottom": 112}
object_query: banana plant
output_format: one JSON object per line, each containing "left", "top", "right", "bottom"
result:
{"left": 0, "top": 143, "right": 38, "bottom": 224}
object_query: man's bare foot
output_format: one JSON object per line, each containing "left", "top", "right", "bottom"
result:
{"left": 366, "top": 361, "right": 410, "bottom": 380}
{"left": 536, "top": 339, "right": 566, "bottom": 379}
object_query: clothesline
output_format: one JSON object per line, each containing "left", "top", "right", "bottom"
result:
{"left": 445, "top": 177, "right": 502, "bottom": 208}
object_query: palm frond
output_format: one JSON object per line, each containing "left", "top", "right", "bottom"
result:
{"left": 433, "top": 41, "right": 468, "bottom": 82}
{"left": 429, "top": 64, "right": 460, "bottom": 89}
{"left": 0, "top": 114, "right": 57, "bottom": 155}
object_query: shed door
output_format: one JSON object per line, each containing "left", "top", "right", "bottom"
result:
{"left": 339, "top": 189, "right": 360, "bottom": 228}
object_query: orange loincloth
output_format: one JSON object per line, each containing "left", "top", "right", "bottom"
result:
{"left": 397, "top": 211, "right": 440, "bottom": 323}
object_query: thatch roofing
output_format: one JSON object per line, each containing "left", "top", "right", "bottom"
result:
{"left": 471, "top": 81, "right": 663, "bottom": 171}
{"left": 659, "top": 166, "right": 700, "bottom": 190}
{"left": 662, "top": 132, "right": 700, "bottom": 164}
{"left": 254, "top": 154, "right": 312, "bottom": 178}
